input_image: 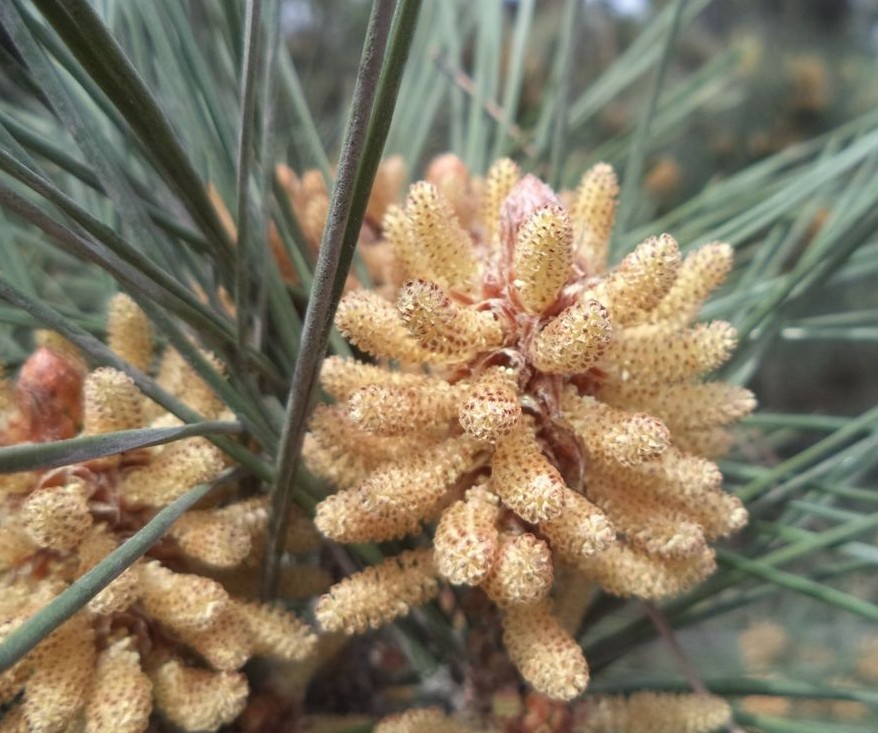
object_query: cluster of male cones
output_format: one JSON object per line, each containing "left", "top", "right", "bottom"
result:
{"left": 0, "top": 298, "right": 317, "bottom": 733}
{"left": 308, "top": 155, "right": 755, "bottom": 703}
{"left": 0, "top": 153, "right": 751, "bottom": 732}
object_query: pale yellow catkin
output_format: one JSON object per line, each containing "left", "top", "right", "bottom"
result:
{"left": 106, "top": 293, "right": 154, "bottom": 372}
{"left": 648, "top": 242, "right": 734, "bottom": 325}
{"left": 315, "top": 435, "right": 480, "bottom": 543}
{"left": 579, "top": 692, "right": 731, "bottom": 733}
{"left": 315, "top": 548, "right": 439, "bottom": 634}
{"left": 77, "top": 524, "right": 141, "bottom": 614}
{"left": 598, "top": 382, "right": 756, "bottom": 432}
{"left": 570, "top": 163, "right": 619, "bottom": 273}
{"left": 82, "top": 368, "right": 144, "bottom": 435}
{"left": 168, "top": 509, "right": 253, "bottom": 568}
{"left": 335, "top": 290, "right": 440, "bottom": 365}
{"left": 319, "top": 354, "right": 441, "bottom": 401}
{"left": 138, "top": 561, "right": 229, "bottom": 632}
{"left": 502, "top": 599, "right": 589, "bottom": 700}
{"left": 600, "top": 321, "right": 737, "bottom": 386}
{"left": 482, "top": 158, "right": 521, "bottom": 249}
{"left": 374, "top": 707, "right": 479, "bottom": 733}
{"left": 482, "top": 532, "right": 554, "bottom": 607}
{"left": 576, "top": 542, "right": 716, "bottom": 599}
{"left": 150, "top": 659, "right": 248, "bottom": 733}
{"left": 348, "top": 382, "right": 461, "bottom": 437}
{"left": 20, "top": 479, "right": 94, "bottom": 551}
{"left": 562, "top": 391, "right": 670, "bottom": 468}
{"left": 457, "top": 368, "right": 521, "bottom": 442}
{"left": 541, "top": 489, "right": 616, "bottom": 564}
{"left": 118, "top": 437, "right": 226, "bottom": 507}
{"left": 529, "top": 298, "right": 612, "bottom": 374}
{"left": 397, "top": 278, "right": 504, "bottom": 359}
{"left": 585, "top": 233, "right": 681, "bottom": 326}
{"left": 512, "top": 204, "right": 574, "bottom": 314}
{"left": 586, "top": 473, "right": 707, "bottom": 558}
{"left": 24, "top": 612, "right": 96, "bottom": 733}
{"left": 490, "top": 420, "right": 566, "bottom": 523}
{"left": 433, "top": 487, "right": 501, "bottom": 585}
{"left": 405, "top": 181, "right": 477, "bottom": 291}
{"left": 83, "top": 639, "right": 152, "bottom": 733}
{"left": 383, "top": 203, "right": 426, "bottom": 282}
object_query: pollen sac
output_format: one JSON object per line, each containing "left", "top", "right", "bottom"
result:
{"left": 563, "top": 392, "right": 670, "bottom": 468}
{"left": 512, "top": 204, "right": 574, "bottom": 314}
{"left": 433, "top": 486, "right": 501, "bottom": 585}
{"left": 427, "top": 153, "right": 478, "bottom": 228}
{"left": 232, "top": 599, "right": 317, "bottom": 662}
{"left": 335, "top": 290, "right": 439, "bottom": 365}
{"left": 482, "top": 532, "right": 554, "bottom": 607}
{"left": 0, "top": 523, "right": 37, "bottom": 571}
{"left": 397, "top": 279, "right": 504, "bottom": 359}
{"left": 21, "top": 479, "right": 93, "bottom": 551}
{"left": 24, "top": 611, "right": 96, "bottom": 733}
{"left": 304, "top": 404, "right": 401, "bottom": 489}
{"left": 600, "top": 321, "right": 737, "bottom": 386}
{"left": 649, "top": 241, "right": 734, "bottom": 325}
{"left": 529, "top": 298, "right": 612, "bottom": 374}
{"left": 315, "top": 436, "right": 479, "bottom": 543}
{"left": 585, "top": 233, "right": 681, "bottom": 326}
{"left": 138, "top": 561, "right": 229, "bottom": 632}
{"left": 348, "top": 381, "right": 461, "bottom": 437}
{"left": 541, "top": 490, "right": 616, "bottom": 564}
{"left": 367, "top": 154, "right": 406, "bottom": 226}
{"left": 150, "top": 659, "right": 248, "bottom": 733}
{"left": 482, "top": 158, "right": 521, "bottom": 250}
{"left": 576, "top": 542, "right": 717, "bottom": 599}
{"left": 501, "top": 599, "right": 589, "bottom": 701}
{"left": 599, "top": 382, "right": 756, "bottom": 432}
{"left": 491, "top": 421, "right": 566, "bottom": 523}
{"left": 581, "top": 691, "right": 732, "bottom": 733}
{"left": 83, "top": 638, "right": 152, "bottom": 733}
{"left": 383, "top": 203, "right": 425, "bottom": 283}
{"left": 107, "top": 293, "right": 154, "bottom": 372}
{"left": 171, "top": 603, "right": 254, "bottom": 671}
{"left": 458, "top": 368, "right": 521, "bottom": 442}
{"left": 314, "top": 548, "right": 439, "bottom": 635}
{"left": 82, "top": 367, "right": 144, "bottom": 435}
{"left": 168, "top": 509, "right": 253, "bottom": 568}
{"left": 570, "top": 163, "right": 619, "bottom": 274}
{"left": 151, "top": 346, "right": 226, "bottom": 420}
{"left": 587, "top": 473, "right": 707, "bottom": 559}
{"left": 119, "top": 437, "right": 226, "bottom": 508}
{"left": 404, "top": 181, "right": 478, "bottom": 291}
{"left": 76, "top": 524, "right": 141, "bottom": 614}
{"left": 320, "top": 355, "right": 441, "bottom": 402}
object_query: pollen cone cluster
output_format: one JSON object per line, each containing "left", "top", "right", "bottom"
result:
{"left": 310, "top": 156, "right": 754, "bottom": 700}
{"left": 0, "top": 294, "right": 316, "bottom": 733}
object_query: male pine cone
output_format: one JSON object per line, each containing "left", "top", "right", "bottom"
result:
{"left": 309, "top": 155, "right": 755, "bottom": 700}
{"left": 0, "top": 298, "right": 317, "bottom": 733}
